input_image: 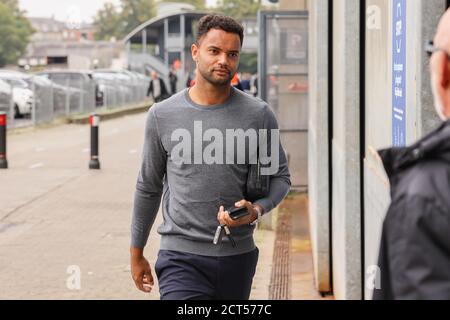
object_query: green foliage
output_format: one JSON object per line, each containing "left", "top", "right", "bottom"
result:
{"left": 92, "top": 3, "right": 123, "bottom": 41}
{"left": 0, "top": 0, "right": 33, "bottom": 67}
{"left": 216, "top": 0, "right": 263, "bottom": 21}
{"left": 182, "top": 0, "right": 206, "bottom": 10}
{"left": 120, "top": 0, "right": 156, "bottom": 35}
{"left": 238, "top": 52, "right": 258, "bottom": 74}
{"left": 93, "top": 0, "right": 156, "bottom": 41}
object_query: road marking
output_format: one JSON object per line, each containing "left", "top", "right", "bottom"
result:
{"left": 82, "top": 148, "right": 90, "bottom": 153}
{"left": 29, "top": 163, "right": 44, "bottom": 169}
{"left": 129, "top": 149, "right": 137, "bottom": 154}
{"left": 35, "top": 147, "right": 45, "bottom": 152}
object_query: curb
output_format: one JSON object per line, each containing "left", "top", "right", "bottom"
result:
{"left": 68, "top": 100, "right": 153, "bottom": 125}
{"left": 7, "top": 100, "right": 154, "bottom": 135}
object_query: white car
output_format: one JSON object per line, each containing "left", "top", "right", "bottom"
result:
{"left": 0, "top": 79, "right": 12, "bottom": 112}
{"left": 0, "top": 75, "right": 34, "bottom": 118}
{"left": 1, "top": 78, "right": 33, "bottom": 118}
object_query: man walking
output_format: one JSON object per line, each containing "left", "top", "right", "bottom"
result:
{"left": 168, "top": 67, "right": 178, "bottom": 95}
{"left": 147, "top": 70, "right": 168, "bottom": 102}
{"left": 373, "top": 9, "right": 450, "bottom": 299}
{"left": 130, "top": 14, "right": 291, "bottom": 300}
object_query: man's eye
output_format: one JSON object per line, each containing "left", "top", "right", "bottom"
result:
{"left": 229, "top": 53, "right": 239, "bottom": 58}
{"left": 209, "top": 49, "right": 218, "bottom": 54}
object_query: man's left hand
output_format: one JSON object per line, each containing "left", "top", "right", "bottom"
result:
{"left": 217, "top": 200, "right": 261, "bottom": 227}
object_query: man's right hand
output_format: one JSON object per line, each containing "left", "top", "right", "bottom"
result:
{"left": 130, "top": 247, "right": 154, "bottom": 293}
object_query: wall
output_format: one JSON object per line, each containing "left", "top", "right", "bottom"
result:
{"left": 307, "top": 0, "right": 331, "bottom": 293}
{"left": 331, "top": 0, "right": 362, "bottom": 300}
{"left": 308, "top": 0, "right": 447, "bottom": 300}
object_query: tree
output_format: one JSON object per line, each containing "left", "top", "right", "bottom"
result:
{"left": 182, "top": 0, "right": 206, "bottom": 10}
{"left": 93, "top": 3, "right": 123, "bottom": 41}
{"left": 0, "top": 1, "right": 33, "bottom": 67}
{"left": 216, "top": 0, "right": 263, "bottom": 21}
{"left": 239, "top": 52, "right": 258, "bottom": 74}
{"left": 93, "top": 0, "right": 156, "bottom": 40}
{"left": 120, "top": 0, "right": 156, "bottom": 36}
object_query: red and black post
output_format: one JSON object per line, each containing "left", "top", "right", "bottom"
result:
{"left": 0, "top": 112, "right": 7, "bottom": 169}
{"left": 89, "top": 113, "right": 100, "bottom": 170}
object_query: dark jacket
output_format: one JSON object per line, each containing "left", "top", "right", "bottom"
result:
{"left": 147, "top": 78, "right": 168, "bottom": 102}
{"left": 373, "top": 120, "right": 450, "bottom": 300}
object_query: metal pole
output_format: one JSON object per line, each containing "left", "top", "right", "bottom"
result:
{"left": 0, "top": 112, "right": 8, "bottom": 169}
{"left": 89, "top": 113, "right": 100, "bottom": 170}
{"left": 9, "top": 84, "right": 14, "bottom": 128}
{"left": 32, "top": 78, "right": 36, "bottom": 126}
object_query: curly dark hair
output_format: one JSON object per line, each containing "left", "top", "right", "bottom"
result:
{"left": 196, "top": 14, "right": 244, "bottom": 47}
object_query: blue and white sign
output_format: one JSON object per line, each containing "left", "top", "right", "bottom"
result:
{"left": 392, "top": 0, "right": 406, "bottom": 146}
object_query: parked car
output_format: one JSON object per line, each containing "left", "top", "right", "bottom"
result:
{"left": 91, "top": 72, "right": 119, "bottom": 107}
{"left": 92, "top": 70, "right": 135, "bottom": 106}
{"left": 36, "top": 70, "right": 98, "bottom": 110}
{"left": 0, "top": 76, "right": 33, "bottom": 118}
{"left": 0, "top": 79, "right": 12, "bottom": 113}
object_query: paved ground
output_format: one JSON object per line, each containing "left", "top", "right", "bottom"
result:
{"left": 0, "top": 111, "right": 331, "bottom": 300}
{"left": 284, "top": 195, "right": 334, "bottom": 300}
{"left": 0, "top": 111, "right": 279, "bottom": 300}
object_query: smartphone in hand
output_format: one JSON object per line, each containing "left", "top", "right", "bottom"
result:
{"left": 227, "top": 206, "right": 250, "bottom": 220}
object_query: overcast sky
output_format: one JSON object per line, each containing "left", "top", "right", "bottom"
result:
{"left": 19, "top": 0, "right": 218, "bottom": 23}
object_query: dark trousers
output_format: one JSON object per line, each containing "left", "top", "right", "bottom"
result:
{"left": 155, "top": 248, "right": 259, "bottom": 300}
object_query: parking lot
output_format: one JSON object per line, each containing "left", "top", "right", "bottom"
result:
{"left": 0, "top": 69, "right": 151, "bottom": 129}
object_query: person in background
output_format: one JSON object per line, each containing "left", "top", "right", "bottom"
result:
{"left": 231, "top": 73, "right": 243, "bottom": 91}
{"left": 250, "top": 73, "right": 258, "bottom": 97}
{"left": 240, "top": 72, "right": 251, "bottom": 93}
{"left": 147, "top": 71, "right": 168, "bottom": 102}
{"left": 373, "top": 8, "right": 450, "bottom": 300}
{"left": 168, "top": 67, "right": 178, "bottom": 95}
{"left": 186, "top": 68, "right": 197, "bottom": 88}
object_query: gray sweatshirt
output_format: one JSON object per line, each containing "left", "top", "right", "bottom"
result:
{"left": 131, "top": 87, "right": 291, "bottom": 257}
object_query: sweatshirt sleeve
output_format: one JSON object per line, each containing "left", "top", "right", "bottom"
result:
{"left": 253, "top": 105, "right": 291, "bottom": 214}
{"left": 131, "top": 106, "right": 167, "bottom": 248}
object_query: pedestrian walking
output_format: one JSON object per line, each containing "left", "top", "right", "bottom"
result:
{"left": 168, "top": 68, "right": 178, "bottom": 95}
{"left": 130, "top": 14, "right": 291, "bottom": 300}
{"left": 147, "top": 71, "right": 169, "bottom": 102}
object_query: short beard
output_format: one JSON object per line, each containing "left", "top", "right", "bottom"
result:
{"left": 431, "top": 73, "right": 447, "bottom": 121}
{"left": 198, "top": 67, "right": 233, "bottom": 86}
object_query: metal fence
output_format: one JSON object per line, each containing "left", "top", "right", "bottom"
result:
{"left": 0, "top": 81, "right": 13, "bottom": 124}
{"left": 93, "top": 72, "right": 149, "bottom": 109}
{"left": 2, "top": 72, "right": 151, "bottom": 129}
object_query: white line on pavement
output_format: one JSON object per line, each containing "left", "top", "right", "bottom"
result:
{"left": 29, "top": 163, "right": 44, "bottom": 169}
{"left": 129, "top": 149, "right": 137, "bottom": 154}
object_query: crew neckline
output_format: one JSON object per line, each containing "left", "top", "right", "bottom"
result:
{"left": 184, "top": 87, "right": 235, "bottom": 111}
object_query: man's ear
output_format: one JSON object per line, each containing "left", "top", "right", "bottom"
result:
{"left": 433, "top": 52, "right": 448, "bottom": 97}
{"left": 440, "top": 53, "right": 450, "bottom": 89}
{"left": 191, "top": 43, "right": 199, "bottom": 63}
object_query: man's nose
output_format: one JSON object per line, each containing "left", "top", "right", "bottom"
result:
{"left": 217, "top": 53, "right": 229, "bottom": 67}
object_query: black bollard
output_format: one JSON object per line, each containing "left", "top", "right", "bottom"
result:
{"left": 0, "top": 112, "right": 7, "bottom": 169}
{"left": 89, "top": 113, "right": 100, "bottom": 170}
